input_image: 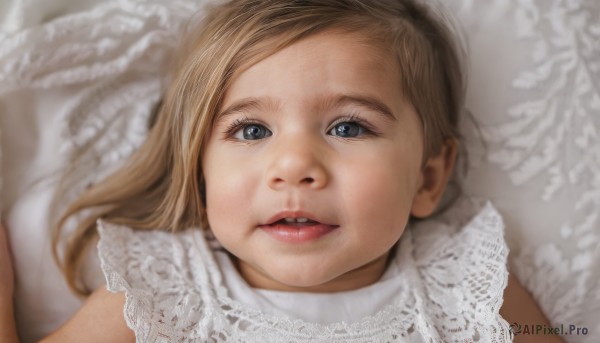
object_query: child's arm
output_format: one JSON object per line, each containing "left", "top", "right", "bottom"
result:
{"left": 0, "top": 305, "right": 18, "bottom": 343}
{"left": 0, "top": 224, "right": 19, "bottom": 343}
{"left": 40, "top": 287, "right": 134, "bottom": 343}
{"left": 501, "top": 273, "right": 566, "bottom": 343}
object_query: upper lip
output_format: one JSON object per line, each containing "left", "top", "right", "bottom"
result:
{"left": 263, "top": 211, "right": 337, "bottom": 226}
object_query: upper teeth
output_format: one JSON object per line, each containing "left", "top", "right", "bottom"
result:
{"left": 284, "top": 217, "right": 309, "bottom": 223}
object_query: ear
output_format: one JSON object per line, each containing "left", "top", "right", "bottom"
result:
{"left": 410, "top": 138, "right": 458, "bottom": 218}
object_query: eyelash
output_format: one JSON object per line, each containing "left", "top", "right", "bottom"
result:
{"left": 221, "top": 113, "right": 380, "bottom": 140}
{"left": 330, "top": 113, "right": 379, "bottom": 137}
{"left": 221, "top": 116, "right": 265, "bottom": 139}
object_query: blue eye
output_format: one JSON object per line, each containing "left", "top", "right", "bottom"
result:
{"left": 222, "top": 115, "right": 377, "bottom": 142}
{"left": 329, "top": 122, "right": 366, "bottom": 138}
{"left": 234, "top": 124, "right": 272, "bottom": 140}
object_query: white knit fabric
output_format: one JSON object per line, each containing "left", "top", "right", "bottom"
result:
{"left": 97, "top": 197, "right": 512, "bottom": 343}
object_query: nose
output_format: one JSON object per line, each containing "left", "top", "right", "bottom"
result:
{"left": 266, "top": 136, "right": 329, "bottom": 190}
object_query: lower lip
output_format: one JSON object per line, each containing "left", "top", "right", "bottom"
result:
{"left": 259, "top": 223, "right": 339, "bottom": 243}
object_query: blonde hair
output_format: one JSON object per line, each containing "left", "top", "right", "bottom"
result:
{"left": 53, "top": 0, "right": 466, "bottom": 295}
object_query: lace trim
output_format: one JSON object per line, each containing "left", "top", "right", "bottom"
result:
{"left": 411, "top": 199, "right": 512, "bottom": 342}
{"left": 98, "top": 222, "right": 212, "bottom": 342}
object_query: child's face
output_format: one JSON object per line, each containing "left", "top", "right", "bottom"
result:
{"left": 202, "top": 31, "right": 425, "bottom": 292}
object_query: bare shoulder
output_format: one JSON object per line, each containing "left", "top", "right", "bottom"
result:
{"left": 500, "top": 273, "right": 565, "bottom": 343}
{"left": 40, "top": 286, "right": 135, "bottom": 343}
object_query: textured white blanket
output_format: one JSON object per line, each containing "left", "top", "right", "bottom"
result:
{"left": 0, "top": 0, "right": 598, "bottom": 342}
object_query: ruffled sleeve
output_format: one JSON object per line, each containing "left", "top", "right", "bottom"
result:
{"left": 409, "top": 198, "right": 513, "bottom": 342}
{"left": 97, "top": 220, "right": 211, "bottom": 343}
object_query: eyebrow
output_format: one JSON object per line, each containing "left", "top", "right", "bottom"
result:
{"left": 217, "top": 97, "right": 278, "bottom": 121}
{"left": 317, "top": 94, "right": 397, "bottom": 122}
{"left": 217, "top": 93, "right": 397, "bottom": 122}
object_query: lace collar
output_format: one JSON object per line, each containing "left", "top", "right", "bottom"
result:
{"left": 97, "top": 197, "right": 512, "bottom": 342}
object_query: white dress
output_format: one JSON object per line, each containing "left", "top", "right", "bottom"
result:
{"left": 97, "top": 197, "right": 513, "bottom": 342}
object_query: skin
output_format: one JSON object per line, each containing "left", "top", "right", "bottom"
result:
{"left": 1, "top": 32, "right": 565, "bottom": 342}
{"left": 202, "top": 31, "right": 446, "bottom": 292}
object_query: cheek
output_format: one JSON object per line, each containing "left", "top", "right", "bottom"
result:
{"left": 203, "top": 146, "right": 256, "bottom": 228}
{"left": 337, "top": 151, "right": 420, "bottom": 231}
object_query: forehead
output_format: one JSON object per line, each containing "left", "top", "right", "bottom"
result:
{"left": 220, "top": 30, "right": 402, "bottom": 113}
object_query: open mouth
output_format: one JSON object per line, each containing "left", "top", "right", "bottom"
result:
{"left": 268, "top": 218, "right": 321, "bottom": 226}
{"left": 260, "top": 217, "right": 339, "bottom": 243}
